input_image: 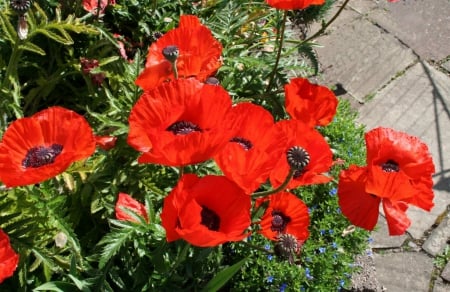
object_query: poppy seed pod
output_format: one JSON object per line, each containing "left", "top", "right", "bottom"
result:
{"left": 10, "top": 0, "right": 32, "bottom": 14}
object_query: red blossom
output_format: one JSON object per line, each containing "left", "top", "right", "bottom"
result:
{"left": 0, "top": 107, "right": 96, "bottom": 187}
{"left": 161, "top": 174, "right": 251, "bottom": 247}
{"left": 0, "top": 229, "right": 19, "bottom": 284}
{"left": 115, "top": 193, "right": 149, "bottom": 223}
{"left": 135, "top": 15, "right": 222, "bottom": 91}
{"left": 265, "top": 0, "right": 325, "bottom": 10}
{"left": 285, "top": 77, "right": 338, "bottom": 127}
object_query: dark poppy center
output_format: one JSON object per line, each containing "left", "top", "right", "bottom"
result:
{"left": 271, "top": 210, "right": 291, "bottom": 233}
{"left": 381, "top": 159, "right": 399, "bottom": 172}
{"left": 162, "top": 45, "right": 179, "bottom": 63}
{"left": 167, "top": 121, "right": 202, "bottom": 135}
{"left": 286, "top": 146, "right": 310, "bottom": 171}
{"left": 200, "top": 205, "right": 220, "bottom": 231}
{"left": 230, "top": 136, "right": 253, "bottom": 151}
{"left": 22, "top": 144, "right": 63, "bottom": 168}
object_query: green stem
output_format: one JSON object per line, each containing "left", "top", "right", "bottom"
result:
{"left": 2, "top": 39, "right": 22, "bottom": 90}
{"left": 171, "top": 60, "right": 178, "bottom": 79}
{"left": 252, "top": 169, "right": 294, "bottom": 198}
{"left": 264, "top": 10, "right": 288, "bottom": 94}
{"left": 302, "top": 0, "right": 351, "bottom": 43}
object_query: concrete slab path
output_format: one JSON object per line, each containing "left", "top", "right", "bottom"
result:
{"left": 313, "top": 1, "right": 450, "bottom": 291}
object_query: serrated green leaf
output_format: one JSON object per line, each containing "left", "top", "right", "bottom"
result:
{"left": 33, "top": 281, "right": 78, "bottom": 292}
{"left": 34, "top": 28, "right": 73, "bottom": 45}
{"left": 201, "top": 258, "right": 247, "bottom": 292}
{"left": 0, "top": 10, "right": 16, "bottom": 43}
{"left": 99, "top": 56, "right": 120, "bottom": 67}
{"left": 97, "top": 222, "right": 136, "bottom": 268}
{"left": 19, "top": 41, "right": 46, "bottom": 55}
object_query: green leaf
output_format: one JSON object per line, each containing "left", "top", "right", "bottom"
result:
{"left": 34, "top": 28, "right": 73, "bottom": 45}
{"left": 0, "top": 10, "right": 17, "bottom": 43}
{"left": 19, "top": 42, "right": 46, "bottom": 55}
{"left": 33, "top": 281, "right": 78, "bottom": 292}
{"left": 97, "top": 220, "right": 137, "bottom": 268}
{"left": 201, "top": 258, "right": 247, "bottom": 292}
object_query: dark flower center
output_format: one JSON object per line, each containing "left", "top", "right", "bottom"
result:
{"left": 162, "top": 45, "right": 179, "bottom": 63}
{"left": 293, "top": 169, "right": 306, "bottom": 179}
{"left": 381, "top": 159, "right": 399, "bottom": 172}
{"left": 286, "top": 146, "right": 310, "bottom": 171}
{"left": 10, "top": 0, "right": 32, "bottom": 13}
{"left": 271, "top": 210, "right": 291, "bottom": 233}
{"left": 167, "top": 121, "right": 202, "bottom": 135}
{"left": 22, "top": 144, "right": 63, "bottom": 168}
{"left": 230, "top": 136, "right": 253, "bottom": 151}
{"left": 200, "top": 205, "right": 220, "bottom": 231}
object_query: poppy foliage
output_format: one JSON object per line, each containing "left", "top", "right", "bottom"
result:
{"left": 256, "top": 192, "right": 309, "bottom": 242}
{"left": 214, "top": 102, "right": 287, "bottom": 194}
{"left": 265, "top": 0, "right": 325, "bottom": 10}
{"left": 285, "top": 77, "right": 338, "bottom": 127}
{"left": 115, "top": 193, "right": 149, "bottom": 223}
{"left": 127, "top": 78, "right": 234, "bottom": 166}
{"left": 161, "top": 174, "right": 251, "bottom": 247}
{"left": 338, "top": 127, "right": 435, "bottom": 235}
{"left": 0, "top": 229, "right": 19, "bottom": 284}
{"left": 0, "top": 106, "right": 96, "bottom": 187}
{"left": 135, "top": 15, "right": 222, "bottom": 91}
{"left": 269, "top": 119, "right": 333, "bottom": 189}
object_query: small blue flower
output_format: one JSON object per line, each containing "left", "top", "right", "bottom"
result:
{"left": 328, "top": 229, "right": 334, "bottom": 235}
{"left": 279, "top": 283, "right": 288, "bottom": 292}
{"left": 267, "top": 254, "right": 273, "bottom": 261}
{"left": 332, "top": 242, "right": 338, "bottom": 248}
{"left": 318, "top": 247, "right": 326, "bottom": 254}
{"left": 329, "top": 188, "right": 337, "bottom": 196}
{"left": 264, "top": 244, "right": 271, "bottom": 250}
{"left": 368, "top": 237, "right": 374, "bottom": 244}
{"left": 320, "top": 229, "right": 326, "bottom": 236}
{"left": 366, "top": 249, "right": 373, "bottom": 257}
{"left": 339, "top": 279, "right": 345, "bottom": 287}
{"left": 305, "top": 268, "right": 313, "bottom": 280}
{"left": 336, "top": 207, "right": 341, "bottom": 214}
{"left": 267, "top": 275, "right": 274, "bottom": 283}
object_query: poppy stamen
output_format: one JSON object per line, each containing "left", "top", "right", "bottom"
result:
{"left": 271, "top": 210, "right": 291, "bottom": 233}
{"left": 167, "top": 121, "right": 202, "bottom": 135}
{"left": 200, "top": 205, "right": 220, "bottom": 231}
{"left": 286, "top": 146, "right": 310, "bottom": 171}
{"left": 381, "top": 159, "right": 399, "bottom": 172}
{"left": 22, "top": 144, "right": 63, "bottom": 168}
{"left": 230, "top": 137, "right": 253, "bottom": 151}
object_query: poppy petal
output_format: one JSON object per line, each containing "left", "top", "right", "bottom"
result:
{"left": 382, "top": 199, "right": 411, "bottom": 235}
{"left": 337, "top": 165, "right": 381, "bottom": 231}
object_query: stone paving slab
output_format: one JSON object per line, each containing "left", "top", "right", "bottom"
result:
{"left": 370, "top": 214, "right": 407, "bottom": 249}
{"left": 368, "top": 0, "right": 450, "bottom": 61}
{"left": 373, "top": 251, "right": 434, "bottom": 291}
{"left": 433, "top": 278, "right": 450, "bottom": 292}
{"left": 314, "top": 7, "right": 416, "bottom": 103}
{"left": 423, "top": 213, "right": 450, "bottom": 256}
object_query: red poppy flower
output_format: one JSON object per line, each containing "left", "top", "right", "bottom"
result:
{"left": 127, "top": 78, "right": 234, "bottom": 166}
{"left": 256, "top": 191, "right": 309, "bottom": 241}
{"left": 0, "top": 229, "right": 19, "bottom": 284}
{"left": 160, "top": 174, "right": 251, "bottom": 247}
{"left": 265, "top": 0, "right": 325, "bottom": 10}
{"left": 0, "top": 107, "right": 96, "bottom": 187}
{"left": 135, "top": 15, "right": 222, "bottom": 91}
{"left": 214, "top": 103, "right": 287, "bottom": 194}
{"left": 269, "top": 119, "right": 333, "bottom": 189}
{"left": 82, "top": 0, "right": 115, "bottom": 14}
{"left": 337, "top": 165, "right": 411, "bottom": 235}
{"left": 115, "top": 193, "right": 148, "bottom": 223}
{"left": 95, "top": 135, "right": 117, "bottom": 151}
{"left": 285, "top": 77, "right": 338, "bottom": 127}
{"left": 365, "top": 127, "right": 435, "bottom": 210}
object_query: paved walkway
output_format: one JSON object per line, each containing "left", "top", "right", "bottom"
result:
{"left": 313, "top": 1, "right": 450, "bottom": 291}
